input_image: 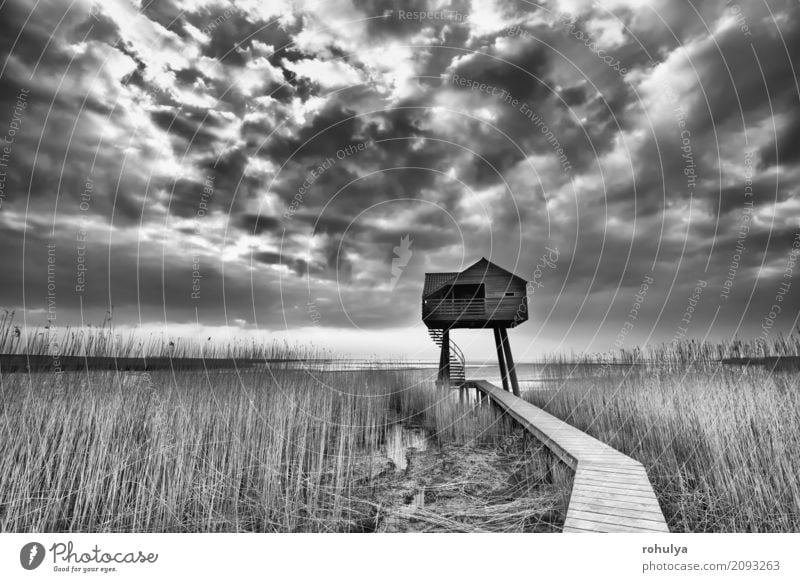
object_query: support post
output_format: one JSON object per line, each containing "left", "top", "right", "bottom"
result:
{"left": 499, "top": 328, "right": 520, "bottom": 397}
{"left": 436, "top": 329, "right": 446, "bottom": 387}
{"left": 493, "top": 327, "right": 511, "bottom": 392}
{"left": 441, "top": 328, "right": 451, "bottom": 388}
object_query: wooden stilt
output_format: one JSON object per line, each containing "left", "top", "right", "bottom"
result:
{"left": 442, "top": 329, "right": 451, "bottom": 388}
{"left": 436, "top": 328, "right": 447, "bottom": 388}
{"left": 499, "top": 328, "right": 520, "bottom": 397}
{"left": 436, "top": 337, "right": 443, "bottom": 385}
{"left": 493, "top": 327, "right": 511, "bottom": 392}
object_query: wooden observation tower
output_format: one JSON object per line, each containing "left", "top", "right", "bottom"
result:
{"left": 422, "top": 258, "right": 528, "bottom": 396}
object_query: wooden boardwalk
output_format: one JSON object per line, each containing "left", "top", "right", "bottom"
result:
{"left": 464, "top": 380, "right": 669, "bottom": 533}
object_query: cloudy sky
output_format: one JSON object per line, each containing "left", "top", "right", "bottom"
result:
{"left": 1, "top": 0, "right": 799, "bottom": 359}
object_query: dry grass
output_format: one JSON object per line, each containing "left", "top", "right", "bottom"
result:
{"left": 0, "top": 362, "right": 568, "bottom": 532}
{"left": 370, "top": 429, "right": 571, "bottom": 533}
{"left": 0, "top": 314, "right": 569, "bottom": 533}
{"left": 538, "top": 328, "right": 800, "bottom": 366}
{"left": 0, "top": 310, "right": 313, "bottom": 360}
{"left": 525, "top": 362, "right": 800, "bottom": 532}
{"left": 20, "top": 314, "right": 798, "bottom": 533}
{"left": 0, "top": 366, "right": 407, "bottom": 532}
{"left": 3, "top": 309, "right": 797, "bottom": 533}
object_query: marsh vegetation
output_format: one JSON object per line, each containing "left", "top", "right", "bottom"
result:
{"left": 526, "top": 359, "right": 800, "bottom": 532}
{"left": 2, "top": 315, "right": 797, "bottom": 533}
{"left": 0, "top": 363, "right": 568, "bottom": 532}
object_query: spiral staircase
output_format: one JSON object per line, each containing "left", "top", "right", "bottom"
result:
{"left": 428, "top": 328, "right": 465, "bottom": 386}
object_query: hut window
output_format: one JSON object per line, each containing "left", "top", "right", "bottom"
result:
{"left": 505, "top": 292, "right": 516, "bottom": 296}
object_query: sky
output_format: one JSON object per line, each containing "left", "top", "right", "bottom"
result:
{"left": 0, "top": 0, "right": 799, "bottom": 361}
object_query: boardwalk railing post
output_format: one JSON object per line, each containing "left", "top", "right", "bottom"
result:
{"left": 499, "top": 328, "right": 520, "bottom": 397}
{"left": 493, "top": 327, "right": 511, "bottom": 392}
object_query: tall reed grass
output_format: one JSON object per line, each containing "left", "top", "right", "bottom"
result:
{"left": 0, "top": 310, "right": 316, "bottom": 360}
{"left": 526, "top": 363, "right": 800, "bottom": 532}
{"left": 0, "top": 364, "right": 530, "bottom": 532}
{"left": 537, "top": 328, "right": 800, "bottom": 366}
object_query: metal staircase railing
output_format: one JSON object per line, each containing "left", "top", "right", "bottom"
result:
{"left": 428, "top": 328, "right": 466, "bottom": 385}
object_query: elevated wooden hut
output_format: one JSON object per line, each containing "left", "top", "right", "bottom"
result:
{"left": 422, "top": 258, "right": 528, "bottom": 395}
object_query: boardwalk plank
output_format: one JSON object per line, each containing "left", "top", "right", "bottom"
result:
{"left": 565, "top": 512, "right": 670, "bottom": 533}
{"left": 568, "top": 499, "right": 666, "bottom": 518}
{"left": 564, "top": 518, "right": 668, "bottom": 533}
{"left": 570, "top": 489, "right": 663, "bottom": 507}
{"left": 580, "top": 464, "right": 649, "bottom": 476}
{"left": 574, "top": 477, "right": 656, "bottom": 493}
{"left": 465, "top": 379, "right": 669, "bottom": 533}
{"left": 562, "top": 525, "right": 603, "bottom": 533}
{"left": 573, "top": 483, "right": 660, "bottom": 502}
{"left": 567, "top": 506, "right": 666, "bottom": 525}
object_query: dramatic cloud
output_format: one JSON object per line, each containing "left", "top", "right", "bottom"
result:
{"left": 0, "top": 0, "right": 798, "bottom": 357}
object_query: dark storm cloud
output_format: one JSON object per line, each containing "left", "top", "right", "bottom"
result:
{"left": 355, "top": 0, "right": 454, "bottom": 37}
{"left": 622, "top": 0, "right": 734, "bottom": 59}
{"left": 260, "top": 100, "right": 366, "bottom": 160}
{"left": 164, "top": 178, "right": 212, "bottom": 218}
{"left": 68, "top": 8, "right": 122, "bottom": 46}
{"left": 195, "top": 8, "right": 302, "bottom": 68}
{"left": 262, "top": 93, "right": 478, "bottom": 264}
{"left": 715, "top": 173, "right": 790, "bottom": 217}
{"left": 674, "top": 8, "right": 800, "bottom": 136}
{"left": 441, "top": 34, "right": 628, "bottom": 179}
{"left": 603, "top": 127, "right": 695, "bottom": 219}
{"left": 252, "top": 250, "right": 308, "bottom": 277}
{"left": 235, "top": 213, "right": 282, "bottom": 235}
{"left": 138, "top": 0, "right": 189, "bottom": 38}
{"left": 0, "top": 210, "right": 288, "bottom": 328}
{"left": 0, "top": 1, "right": 74, "bottom": 76}
{"left": 301, "top": 200, "right": 459, "bottom": 254}
{"left": 2, "top": 0, "right": 800, "bottom": 351}
{"left": 151, "top": 107, "right": 226, "bottom": 152}
{"left": 759, "top": 108, "right": 800, "bottom": 169}
{"left": 560, "top": 84, "right": 588, "bottom": 106}
{"left": 450, "top": 44, "right": 551, "bottom": 105}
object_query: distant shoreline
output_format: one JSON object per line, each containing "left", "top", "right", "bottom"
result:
{"left": 0, "top": 354, "right": 441, "bottom": 373}
{"left": 2, "top": 354, "right": 798, "bottom": 373}
{"left": 0, "top": 354, "right": 266, "bottom": 372}
{"left": 719, "top": 356, "right": 800, "bottom": 371}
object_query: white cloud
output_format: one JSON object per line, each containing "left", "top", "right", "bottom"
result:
{"left": 283, "top": 57, "right": 364, "bottom": 90}
{"left": 585, "top": 17, "right": 627, "bottom": 48}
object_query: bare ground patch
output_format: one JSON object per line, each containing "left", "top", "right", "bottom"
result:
{"left": 342, "top": 429, "right": 571, "bottom": 533}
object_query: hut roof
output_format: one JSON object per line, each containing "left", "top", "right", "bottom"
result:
{"left": 423, "top": 272, "right": 458, "bottom": 296}
{"left": 423, "top": 258, "right": 527, "bottom": 298}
